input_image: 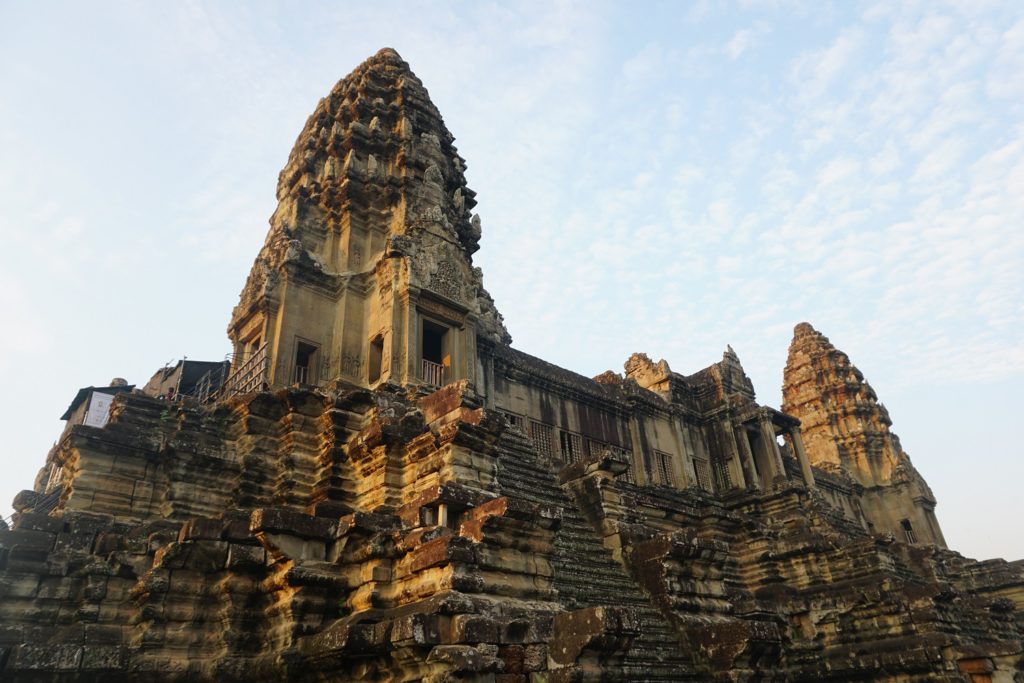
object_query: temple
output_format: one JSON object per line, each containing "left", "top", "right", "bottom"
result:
{"left": 1, "top": 49, "right": 1021, "bottom": 681}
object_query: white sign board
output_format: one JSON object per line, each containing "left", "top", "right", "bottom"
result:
{"left": 84, "top": 392, "right": 114, "bottom": 428}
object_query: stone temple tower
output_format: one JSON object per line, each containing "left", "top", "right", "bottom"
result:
{"left": 227, "top": 48, "right": 508, "bottom": 394}
{"left": 782, "top": 322, "right": 946, "bottom": 546}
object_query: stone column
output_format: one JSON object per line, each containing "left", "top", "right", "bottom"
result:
{"left": 734, "top": 425, "right": 761, "bottom": 491}
{"left": 463, "top": 315, "right": 478, "bottom": 391}
{"left": 759, "top": 418, "right": 785, "bottom": 482}
{"left": 670, "top": 417, "right": 692, "bottom": 488}
{"left": 627, "top": 415, "right": 646, "bottom": 484}
{"left": 789, "top": 427, "right": 816, "bottom": 489}
{"left": 678, "top": 426, "right": 700, "bottom": 485}
{"left": 402, "top": 289, "right": 419, "bottom": 385}
{"left": 719, "top": 420, "right": 745, "bottom": 491}
{"left": 483, "top": 353, "right": 496, "bottom": 409}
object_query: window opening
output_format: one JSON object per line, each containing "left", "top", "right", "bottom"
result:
{"left": 654, "top": 450, "right": 674, "bottom": 486}
{"left": 368, "top": 335, "right": 384, "bottom": 384}
{"left": 528, "top": 420, "right": 555, "bottom": 461}
{"left": 560, "top": 430, "right": 582, "bottom": 463}
{"left": 294, "top": 341, "right": 318, "bottom": 385}
{"left": 421, "top": 320, "right": 448, "bottom": 386}
{"left": 900, "top": 518, "right": 917, "bottom": 544}
{"left": 692, "top": 458, "right": 712, "bottom": 491}
{"left": 713, "top": 457, "right": 732, "bottom": 491}
{"left": 499, "top": 411, "right": 524, "bottom": 430}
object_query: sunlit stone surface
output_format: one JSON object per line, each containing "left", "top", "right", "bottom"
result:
{"left": 2, "top": 49, "right": 1021, "bottom": 682}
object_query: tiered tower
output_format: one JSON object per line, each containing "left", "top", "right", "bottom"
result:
{"left": 782, "top": 322, "right": 945, "bottom": 545}
{"left": 228, "top": 48, "right": 507, "bottom": 393}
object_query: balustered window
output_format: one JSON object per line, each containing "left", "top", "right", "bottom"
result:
{"left": 654, "top": 450, "right": 674, "bottom": 486}
{"left": 560, "top": 430, "right": 583, "bottom": 463}
{"left": 528, "top": 421, "right": 555, "bottom": 460}
{"left": 421, "top": 320, "right": 449, "bottom": 387}
{"left": 900, "top": 518, "right": 917, "bottom": 544}
{"left": 294, "top": 340, "right": 318, "bottom": 385}
{"left": 692, "top": 458, "right": 712, "bottom": 491}
{"left": 713, "top": 458, "right": 732, "bottom": 491}
{"left": 498, "top": 410, "right": 524, "bottom": 430}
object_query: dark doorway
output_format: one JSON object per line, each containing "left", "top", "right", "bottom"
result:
{"left": 368, "top": 335, "right": 384, "bottom": 384}
{"left": 294, "top": 341, "right": 318, "bottom": 384}
{"left": 421, "top": 320, "right": 449, "bottom": 386}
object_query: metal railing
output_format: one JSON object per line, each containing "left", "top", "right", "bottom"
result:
{"left": 221, "top": 344, "right": 269, "bottom": 398}
{"left": 421, "top": 359, "right": 446, "bottom": 387}
{"left": 0, "top": 488, "right": 62, "bottom": 530}
{"left": 192, "top": 362, "right": 229, "bottom": 403}
{"left": 32, "top": 489, "right": 62, "bottom": 515}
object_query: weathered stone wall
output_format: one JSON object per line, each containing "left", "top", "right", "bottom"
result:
{"left": 4, "top": 381, "right": 1021, "bottom": 681}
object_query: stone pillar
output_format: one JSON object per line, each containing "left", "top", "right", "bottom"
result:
{"left": 627, "top": 415, "right": 646, "bottom": 484}
{"left": 734, "top": 425, "right": 761, "bottom": 491}
{"left": 678, "top": 426, "right": 700, "bottom": 485}
{"left": 719, "top": 420, "right": 745, "bottom": 491}
{"left": 759, "top": 418, "right": 785, "bottom": 482}
{"left": 670, "top": 417, "right": 692, "bottom": 488}
{"left": 789, "top": 427, "right": 816, "bottom": 489}
{"left": 463, "top": 315, "right": 478, "bottom": 390}
{"left": 401, "top": 290, "right": 418, "bottom": 385}
{"left": 483, "top": 353, "right": 496, "bottom": 409}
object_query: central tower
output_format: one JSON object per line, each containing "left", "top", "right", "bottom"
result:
{"left": 227, "top": 48, "right": 508, "bottom": 393}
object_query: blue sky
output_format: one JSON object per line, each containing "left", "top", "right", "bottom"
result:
{"left": 1, "top": 1, "right": 1021, "bottom": 559}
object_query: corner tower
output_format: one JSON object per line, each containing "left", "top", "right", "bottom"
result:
{"left": 782, "top": 322, "right": 945, "bottom": 546}
{"left": 228, "top": 48, "right": 508, "bottom": 393}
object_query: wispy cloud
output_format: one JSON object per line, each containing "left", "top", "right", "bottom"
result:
{"left": 724, "top": 22, "right": 771, "bottom": 60}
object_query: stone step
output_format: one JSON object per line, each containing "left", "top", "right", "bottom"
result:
{"left": 493, "top": 431, "right": 696, "bottom": 674}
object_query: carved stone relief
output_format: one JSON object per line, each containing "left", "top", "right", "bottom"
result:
{"left": 428, "top": 260, "right": 462, "bottom": 302}
{"left": 343, "top": 352, "right": 362, "bottom": 378}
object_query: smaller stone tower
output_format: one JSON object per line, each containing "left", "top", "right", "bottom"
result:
{"left": 782, "top": 322, "right": 945, "bottom": 546}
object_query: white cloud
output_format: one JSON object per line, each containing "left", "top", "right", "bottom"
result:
{"left": 622, "top": 42, "right": 666, "bottom": 82}
{"left": 724, "top": 22, "right": 771, "bottom": 60}
{"left": 791, "top": 27, "right": 865, "bottom": 98}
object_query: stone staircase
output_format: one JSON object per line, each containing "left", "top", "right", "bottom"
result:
{"left": 494, "top": 426, "right": 699, "bottom": 680}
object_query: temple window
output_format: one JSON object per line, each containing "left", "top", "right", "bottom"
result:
{"left": 421, "top": 320, "right": 449, "bottom": 386}
{"left": 654, "top": 450, "right": 674, "bottom": 486}
{"left": 713, "top": 458, "right": 732, "bottom": 491}
{"left": 900, "top": 518, "right": 917, "bottom": 544}
{"left": 559, "top": 430, "right": 582, "bottom": 463}
{"left": 294, "top": 341, "right": 318, "bottom": 385}
{"left": 692, "top": 457, "right": 712, "bottom": 491}
{"left": 368, "top": 335, "right": 384, "bottom": 384}
{"left": 528, "top": 420, "right": 555, "bottom": 461}
{"left": 498, "top": 410, "right": 524, "bottom": 430}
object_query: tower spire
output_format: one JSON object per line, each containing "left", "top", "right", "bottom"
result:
{"left": 782, "top": 322, "right": 945, "bottom": 545}
{"left": 227, "top": 49, "right": 508, "bottom": 393}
